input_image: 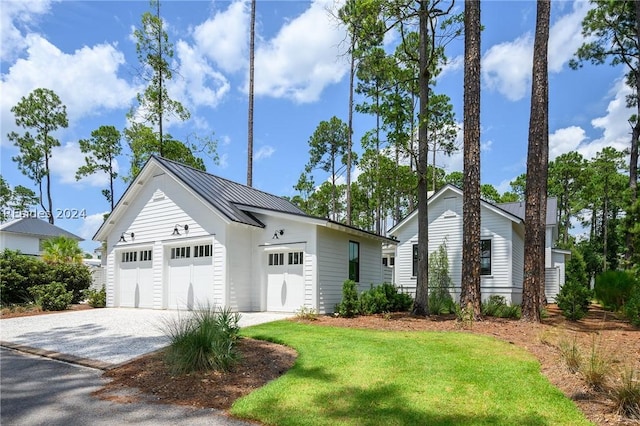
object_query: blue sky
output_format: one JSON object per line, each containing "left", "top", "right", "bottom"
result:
{"left": 0, "top": 0, "right": 633, "bottom": 253}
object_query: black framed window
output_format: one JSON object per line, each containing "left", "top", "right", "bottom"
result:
{"left": 480, "top": 239, "right": 491, "bottom": 275}
{"left": 140, "top": 250, "right": 152, "bottom": 261}
{"left": 288, "top": 251, "right": 303, "bottom": 265}
{"left": 122, "top": 251, "right": 137, "bottom": 263}
{"left": 194, "top": 244, "right": 212, "bottom": 258}
{"left": 412, "top": 244, "right": 418, "bottom": 277}
{"left": 268, "top": 253, "right": 284, "bottom": 266}
{"left": 349, "top": 241, "right": 359, "bottom": 282}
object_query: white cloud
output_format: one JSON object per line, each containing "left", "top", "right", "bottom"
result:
{"left": 549, "top": 126, "right": 587, "bottom": 160}
{"left": 193, "top": 0, "right": 250, "bottom": 74}
{"left": 1, "top": 35, "right": 136, "bottom": 141}
{"left": 482, "top": 34, "right": 533, "bottom": 101}
{"left": 79, "top": 211, "right": 108, "bottom": 241}
{"left": 581, "top": 78, "right": 634, "bottom": 159}
{"left": 218, "top": 152, "right": 229, "bottom": 169}
{"left": 482, "top": 0, "right": 591, "bottom": 102}
{"left": 439, "top": 55, "right": 463, "bottom": 79}
{"left": 548, "top": 0, "right": 592, "bottom": 72}
{"left": 173, "top": 40, "right": 230, "bottom": 109}
{"left": 0, "top": 0, "right": 53, "bottom": 61}
{"left": 255, "top": 145, "right": 275, "bottom": 161}
{"left": 50, "top": 142, "right": 116, "bottom": 187}
{"left": 253, "top": 0, "right": 349, "bottom": 103}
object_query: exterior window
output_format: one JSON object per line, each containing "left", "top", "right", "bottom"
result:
{"left": 140, "top": 250, "right": 152, "bottom": 261}
{"left": 194, "top": 244, "right": 212, "bottom": 258}
{"left": 412, "top": 244, "right": 418, "bottom": 277}
{"left": 268, "top": 253, "right": 284, "bottom": 266}
{"left": 389, "top": 257, "right": 395, "bottom": 267}
{"left": 349, "top": 241, "right": 359, "bottom": 282}
{"left": 121, "top": 251, "right": 137, "bottom": 263}
{"left": 382, "top": 257, "right": 388, "bottom": 267}
{"left": 171, "top": 246, "right": 190, "bottom": 259}
{"left": 288, "top": 251, "right": 303, "bottom": 265}
{"left": 480, "top": 239, "right": 492, "bottom": 275}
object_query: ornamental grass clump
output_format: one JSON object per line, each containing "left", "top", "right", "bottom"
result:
{"left": 163, "top": 305, "right": 241, "bottom": 374}
{"left": 580, "top": 336, "right": 611, "bottom": 391}
{"left": 610, "top": 367, "right": 640, "bottom": 420}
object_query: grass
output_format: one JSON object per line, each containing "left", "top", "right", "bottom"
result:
{"left": 234, "top": 321, "right": 591, "bottom": 426}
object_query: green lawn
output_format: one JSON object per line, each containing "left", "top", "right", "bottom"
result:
{"left": 234, "top": 321, "right": 592, "bottom": 426}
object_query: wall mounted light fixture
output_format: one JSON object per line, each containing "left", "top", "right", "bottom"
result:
{"left": 119, "top": 232, "right": 135, "bottom": 242}
{"left": 272, "top": 229, "right": 284, "bottom": 239}
{"left": 172, "top": 224, "right": 189, "bottom": 236}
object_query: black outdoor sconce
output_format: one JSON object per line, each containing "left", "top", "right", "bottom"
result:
{"left": 172, "top": 224, "right": 189, "bottom": 236}
{"left": 119, "top": 232, "right": 134, "bottom": 242}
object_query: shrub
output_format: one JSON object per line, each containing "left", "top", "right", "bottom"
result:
{"left": 48, "top": 262, "right": 92, "bottom": 303}
{"left": 429, "top": 291, "right": 456, "bottom": 314}
{"left": 623, "top": 283, "right": 640, "bottom": 327}
{"left": 359, "top": 283, "right": 413, "bottom": 315}
{"left": 566, "top": 249, "right": 589, "bottom": 287}
{"left": 86, "top": 286, "right": 106, "bottom": 308}
{"left": 610, "top": 367, "right": 640, "bottom": 420}
{"left": 556, "top": 280, "right": 592, "bottom": 321}
{"left": 337, "top": 280, "right": 359, "bottom": 318}
{"left": 295, "top": 306, "right": 318, "bottom": 321}
{"left": 481, "top": 295, "right": 521, "bottom": 319}
{"left": 163, "top": 305, "right": 241, "bottom": 374}
{"left": 28, "top": 282, "right": 73, "bottom": 311}
{"left": 594, "top": 270, "right": 637, "bottom": 311}
{"left": 0, "top": 249, "right": 49, "bottom": 305}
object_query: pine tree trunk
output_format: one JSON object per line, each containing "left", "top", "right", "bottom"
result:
{"left": 247, "top": 0, "right": 256, "bottom": 187}
{"left": 522, "top": 0, "right": 550, "bottom": 322}
{"left": 460, "top": 0, "right": 482, "bottom": 319}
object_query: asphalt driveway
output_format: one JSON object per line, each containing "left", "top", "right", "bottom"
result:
{"left": 0, "top": 308, "right": 291, "bottom": 368}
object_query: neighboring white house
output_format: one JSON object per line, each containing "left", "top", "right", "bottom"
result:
{"left": 93, "top": 156, "right": 395, "bottom": 313}
{"left": 0, "top": 217, "right": 83, "bottom": 256}
{"left": 388, "top": 184, "right": 570, "bottom": 305}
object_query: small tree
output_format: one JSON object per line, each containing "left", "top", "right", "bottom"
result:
{"left": 428, "top": 242, "right": 455, "bottom": 314}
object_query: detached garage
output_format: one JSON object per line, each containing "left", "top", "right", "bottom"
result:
{"left": 94, "top": 156, "right": 394, "bottom": 313}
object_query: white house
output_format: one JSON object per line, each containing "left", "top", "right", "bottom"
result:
{"left": 93, "top": 156, "right": 395, "bottom": 313}
{"left": 0, "top": 217, "right": 83, "bottom": 256}
{"left": 388, "top": 184, "right": 570, "bottom": 305}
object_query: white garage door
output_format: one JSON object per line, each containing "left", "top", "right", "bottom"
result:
{"left": 267, "top": 251, "right": 305, "bottom": 312}
{"left": 167, "top": 243, "right": 214, "bottom": 310}
{"left": 118, "top": 249, "right": 154, "bottom": 308}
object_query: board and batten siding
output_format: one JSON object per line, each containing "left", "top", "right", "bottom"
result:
{"left": 316, "top": 227, "right": 383, "bottom": 314}
{"left": 251, "top": 213, "right": 318, "bottom": 312}
{"left": 226, "top": 225, "right": 253, "bottom": 311}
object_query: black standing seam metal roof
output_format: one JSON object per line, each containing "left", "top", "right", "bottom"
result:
{"left": 0, "top": 218, "right": 83, "bottom": 240}
{"left": 154, "top": 156, "right": 306, "bottom": 227}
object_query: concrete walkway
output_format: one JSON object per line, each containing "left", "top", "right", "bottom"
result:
{"left": 0, "top": 308, "right": 291, "bottom": 368}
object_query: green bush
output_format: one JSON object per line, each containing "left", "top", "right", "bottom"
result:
{"left": 359, "top": 283, "right": 413, "bottom": 315}
{"left": 594, "top": 270, "right": 637, "bottom": 311}
{"left": 337, "top": 280, "right": 359, "bottom": 318}
{"left": 623, "top": 283, "right": 640, "bottom": 327}
{"left": 481, "top": 295, "right": 521, "bottom": 319}
{"left": 86, "top": 286, "right": 106, "bottom": 308}
{"left": 428, "top": 291, "right": 456, "bottom": 314}
{"left": 163, "top": 305, "right": 241, "bottom": 374}
{"left": 28, "top": 282, "right": 73, "bottom": 311}
{"left": 556, "top": 280, "right": 592, "bottom": 321}
{"left": 566, "top": 249, "right": 589, "bottom": 287}
{"left": 0, "top": 249, "right": 49, "bottom": 305}
{"left": 48, "top": 262, "right": 92, "bottom": 303}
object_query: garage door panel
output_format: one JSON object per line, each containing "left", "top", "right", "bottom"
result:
{"left": 118, "top": 249, "right": 153, "bottom": 308}
{"left": 167, "top": 244, "right": 214, "bottom": 310}
{"left": 266, "top": 251, "right": 304, "bottom": 312}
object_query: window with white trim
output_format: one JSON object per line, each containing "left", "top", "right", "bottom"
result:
{"left": 171, "top": 246, "right": 191, "bottom": 259}
{"left": 288, "top": 251, "right": 303, "bottom": 265}
{"left": 194, "top": 244, "right": 212, "bottom": 258}
{"left": 121, "top": 251, "right": 137, "bottom": 263}
{"left": 269, "top": 253, "right": 284, "bottom": 266}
